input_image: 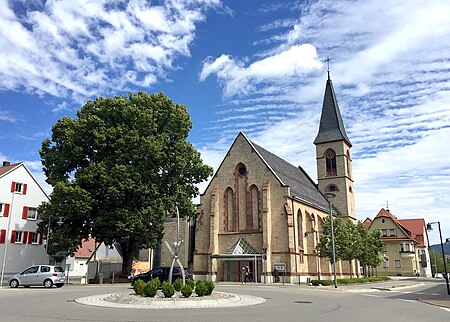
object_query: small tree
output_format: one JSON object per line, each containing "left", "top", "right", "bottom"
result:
{"left": 356, "top": 222, "right": 383, "bottom": 276}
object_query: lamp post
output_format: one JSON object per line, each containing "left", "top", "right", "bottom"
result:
{"left": 324, "top": 192, "right": 337, "bottom": 288}
{"left": 45, "top": 216, "right": 63, "bottom": 259}
{"left": 426, "top": 222, "right": 450, "bottom": 296}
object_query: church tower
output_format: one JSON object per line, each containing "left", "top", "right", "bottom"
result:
{"left": 314, "top": 71, "right": 356, "bottom": 220}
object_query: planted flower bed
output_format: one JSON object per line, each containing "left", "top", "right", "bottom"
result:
{"left": 133, "top": 278, "right": 215, "bottom": 298}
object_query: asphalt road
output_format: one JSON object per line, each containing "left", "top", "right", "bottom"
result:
{"left": 0, "top": 281, "right": 448, "bottom": 322}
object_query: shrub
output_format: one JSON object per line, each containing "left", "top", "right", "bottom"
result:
{"left": 133, "top": 279, "right": 145, "bottom": 295}
{"left": 195, "top": 281, "right": 208, "bottom": 297}
{"left": 205, "top": 281, "right": 215, "bottom": 295}
{"left": 311, "top": 279, "right": 333, "bottom": 286}
{"left": 173, "top": 278, "right": 183, "bottom": 292}
{"left": 181, "top": 285, "right": 193, "bottom": 298}
{"left": 161, "top": 281, "right": 175, "bottom": 298}
{"left": 152, "top": 277, "right": 161, "bottom": 289}
{"left": 186, "top": 279, "right": 195, "bottom": 290}
{"left": 143, "top": 280, "right": 158, "bottom": 297}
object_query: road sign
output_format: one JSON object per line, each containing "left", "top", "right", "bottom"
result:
{"left": 274, "top": 263, "right": 286, "bottom": 272}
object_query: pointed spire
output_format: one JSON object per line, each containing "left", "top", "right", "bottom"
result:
{"left": 313, "top": 72, "right": 352, "bottom": 147}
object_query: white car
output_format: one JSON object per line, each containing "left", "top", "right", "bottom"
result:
{"left": 434, "top": 273, "right": 444, "bottom": 279}
{"left": 9, "top": 265, "right": 65, "bottom": 288}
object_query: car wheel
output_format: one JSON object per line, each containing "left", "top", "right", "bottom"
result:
{"left": 55, "top": 284, "right": 64, "bottom": 288}
{"left": 9, "top": 279, "right": 19, "bottom": 288}
{"left": 43, "top": 279, "right": 53, "bottom": 288}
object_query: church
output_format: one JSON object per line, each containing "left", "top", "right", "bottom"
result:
{"left": 193, "top": 73, "right": 358, "bottom": 283}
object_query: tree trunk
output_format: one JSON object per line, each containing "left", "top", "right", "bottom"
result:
{"left": 120, "top": 241, "right": 139, "bottom": 278}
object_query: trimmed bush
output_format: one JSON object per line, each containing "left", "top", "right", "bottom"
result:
{"left": 181, "top": 285, "right": 193, "bottom": 298}
{"left": 205, "top": 280, "right": 215, "bottom": 295}
{"left": 186, "top": 279, "right": 195, "bottom": 290}
{"left": 195, "top": 281, "right": 208, "bottom": 297}
{"left": 161, "top": 281, "right": 175, "bottom": 298}
{"left": 133, "top": 279, "right": 146, "bottom": 295}
{"left": 143, "top": 280, "right": 158, "bottom": 297}
{"left": 152, "top": 277, "right": 161, "bottom": 289}
{"left": 311, "top": 279, "right": 333, "bottom": 286}
{"left": 173, "top": 278, "right": 183, "bottom": 292}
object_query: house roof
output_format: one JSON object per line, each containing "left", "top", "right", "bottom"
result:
{"left": 363, "top": 217, "right": 372, "bottom": 228}
{"left": 370, "top": 208, "right": 424, "bottom": 245}
{"left": 313, "top": 76, "right": 352, "bottom": 147}
{"left": 0, "top": 163, "right": 21, "bottom": 177}
{"left": 398, "top": 218, "right": 427, "bottom": 247}
{"left": 249, "top": 139, "right": 331, "bottom": 212}
{"left": 74, "top": 237, "right": 96, "bottom": 258}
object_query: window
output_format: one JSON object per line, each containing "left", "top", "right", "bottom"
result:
{"left": 224, "top": 187, "right": 235, "bottom": 232}
{"left": 27, "top": 207, "right": 37, "bottom": 220}
{"left": 40, "top": 266, "right": 51, "bottom": 273}
{"left": 297, "top": 210, "right": 303, "bottom": 248}
{"left": 381, "top": 229, "right": 387, "bottom": 237}
{"left": 346, "top": 150, "right": 352, "bottom": 178}
{"left": 15, "top": 182, "right": 23, "bottom": 193}
{"left": 14, "top": 231, "right": 23, "bottom": 243}
{"left": 395, "top": 260, "right": 401, "bottom": 268}
{"left": 0, "top": 202, "right": 10, "bottom": 217}
{"left": 21, "top": 266, "right": 39, "bottom": 275}
{"left": 30, "top": 232, "right": 39, "bottom": 244}
{"left": 11, "top": 181, "right": 27, "bottom": 194}
{"left": 238, "top": 165, "right": 247, "bottom": 176}
{"left": 382, "top": 243, "right": 387, "bottom": 252}
{"left": 389, "top": 229, "right": 396, "bottom": 237}
{"left": 325, "top": 149, "right": 337, "bottom": 176}
{"left": 325, "top": 185, "right": 339, "bottom": 192}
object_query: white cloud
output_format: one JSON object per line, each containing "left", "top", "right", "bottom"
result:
{"left": 200, "top": 44, "right": 323, "bottom": 96}
{"left": 0, "top": 0, "right": 220, "bottom": 102}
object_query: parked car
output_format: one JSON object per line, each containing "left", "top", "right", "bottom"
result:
{"left": 434, "top": 273, "right": 444, "bottom": 279}
{"left": 9, "top": 265, "right": 65, "bottom": 288}
{"left": 131, "top": 266, "right": 192, "bottom": 285}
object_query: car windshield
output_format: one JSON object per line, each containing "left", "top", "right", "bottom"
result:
{"left": 54, "top": 266, "right": 64, "bottom": 272}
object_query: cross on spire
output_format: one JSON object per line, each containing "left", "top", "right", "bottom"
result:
{"left": 325, "top": 57, "right": 331, "bottom": 80}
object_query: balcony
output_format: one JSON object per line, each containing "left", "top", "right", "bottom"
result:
{"left": 399, "top": 250, "right": 415, "bottom": 258}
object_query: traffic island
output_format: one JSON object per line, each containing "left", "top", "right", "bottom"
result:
{"left": 75, "top": 291, "right": 266, "bottom": 309}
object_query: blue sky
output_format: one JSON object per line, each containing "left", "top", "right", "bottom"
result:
{"left": 1, "top": 0, "right": 450, "bottom": 244}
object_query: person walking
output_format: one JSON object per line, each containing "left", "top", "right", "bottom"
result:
{"left": 273, "top": 267, "right": 280, "bottom": 283}
{"left": 244, "top": 264, "right": 253, "bottom": 283}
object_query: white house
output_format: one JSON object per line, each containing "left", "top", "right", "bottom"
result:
{"left": 0, "top": 161, "right": 49, "bottom": 283}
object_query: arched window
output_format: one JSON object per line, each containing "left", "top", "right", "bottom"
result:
{"left": 325, "top": 149, "right": 337, "bottom": 176}
{"left": 297, "top": 210, "right": 303, "bottom": 248}
{"left": 224, "top": 187, "right": 235, "bottom": 232}
{"left": 325, "top": 184, "right": 339, "bottom": 192}
{"left": 249, "top": 185, "right": 260, "bottom": 230}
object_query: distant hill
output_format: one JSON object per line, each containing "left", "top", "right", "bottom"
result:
{"left": 430, "top": 243, "right": 450, "bottom": 255}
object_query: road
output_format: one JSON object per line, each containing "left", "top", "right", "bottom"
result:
{"left": 0, "top": 280, "right": 448, "bottom": 322}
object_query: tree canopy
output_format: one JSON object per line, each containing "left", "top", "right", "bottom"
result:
{"left": 317, "top": 217, "right": 383, "bottom": 277}
{"left": 38, "top": 92, "right": 213, "bottom": 275}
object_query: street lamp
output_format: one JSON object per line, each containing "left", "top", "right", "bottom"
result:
{"left": 324, "top": 192, "right": 337, "bottom": 288}
{"left": 45, "top": 216, "right": 63, "bottom": 256}
{"left": 426, "top": 222, "right": 450, "bottom": 296}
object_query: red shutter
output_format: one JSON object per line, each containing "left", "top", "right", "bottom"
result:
{"left": 3, "top": 203, "right": 10, "bottom": 217}
{"left": 0, "top": 230, "right": 6, "bottom": 243}
{"left": 28, "top": 231, "right": 33, "bottom": 244}
{"left": 23, "top": 231, "right": 28, "bottom": 244}
{"left": 11, "top": 230, "right": 16, "bottom": 243}
{"left": 22, "top": 184, "right": 27, "bottom": 195}
{"left": 22, "top": 206, "right": 28, "bottom": 220}
{"left": 39, "top": 233, "right": 44, "bottom": 245}
{"left": 11, "top": 181, "right": 16, "bottom": 193}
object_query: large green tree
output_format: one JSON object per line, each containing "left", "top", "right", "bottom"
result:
{"left": 318, "top": 218, "right": 383, "bottom": 278}
{"left": 38, "top": 92, "right": 213, "bottom": 276}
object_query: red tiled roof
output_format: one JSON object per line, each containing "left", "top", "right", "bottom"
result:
{"left": 74, "top": 237, "right": 96, "bottom": 258}
{"left": 363, "top": 217, "right": 372, "bottom": 228}
{"left": 371, "top": 208, "right": 425, "bottom": 245}
{"left": 398, "top": 218, "right": 427, "bottom": 247}
{"left": 0, "top": 163, "right": 21, "bottom": 176}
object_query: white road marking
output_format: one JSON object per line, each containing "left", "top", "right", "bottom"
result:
{"left": 362, "top": 294, "right": 381, "bottom": 298}
{"left": 441, "top": 308, "right": 450, "bottom": 312}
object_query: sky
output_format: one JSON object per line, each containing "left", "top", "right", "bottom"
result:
{"left": 1, "top": 0, "right": 450, "bottom": 245}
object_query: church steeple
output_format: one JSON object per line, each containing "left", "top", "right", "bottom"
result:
{"left": 314, "top": 72, "right": 356, "bottom": 221}
{"left": 313, "top": 74, "right": 351, "bottom": 147}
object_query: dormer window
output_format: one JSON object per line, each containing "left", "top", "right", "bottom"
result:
{"left": 325, "top": 149, "right": 337, "bottom": 176}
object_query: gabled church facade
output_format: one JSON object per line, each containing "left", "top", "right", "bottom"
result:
{"left": 193, "top": 74, "right": 357, "bottom": 283}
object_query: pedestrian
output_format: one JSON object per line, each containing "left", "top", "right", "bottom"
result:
{"left": 244, "top": 264, "right": 253, "bottom": 283}
{"left": 273, "top": 267, "right": 280, "bottom": 283}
